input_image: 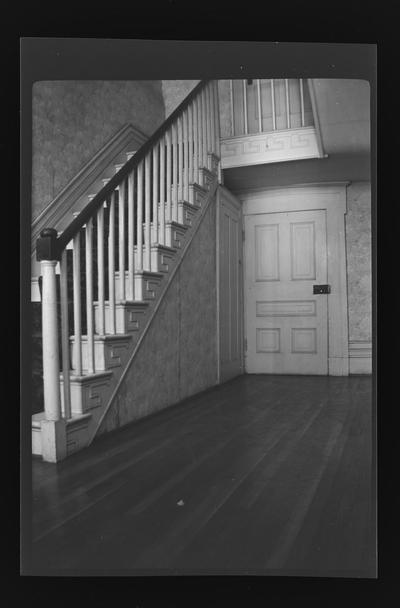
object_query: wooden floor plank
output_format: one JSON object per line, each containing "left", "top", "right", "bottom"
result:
{"left": 29, "top": 374, "right": 375, "bottom": 576}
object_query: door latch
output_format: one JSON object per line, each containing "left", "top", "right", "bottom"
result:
{"left": 313, "top": 284, "right": 331, "bottom": 294}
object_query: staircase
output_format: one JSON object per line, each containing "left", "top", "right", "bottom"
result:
{"left": 33, "top": 80, "right": 221, "bottom": 462}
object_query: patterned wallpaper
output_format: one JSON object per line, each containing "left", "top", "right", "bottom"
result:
{"left": 345, "top": 181, "right": 372, "bottom": 342}
{"left": 32, "top": 80, "right": 165, "bottom": 220}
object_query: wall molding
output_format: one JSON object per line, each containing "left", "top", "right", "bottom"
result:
{"left": 221, "top": 126, "right": 321, "bottom": 169}
{"left": 31, "top": 123, "right": 147, "bottom": 256}
{"left": 349, "top": 339, "right": 372, "bottom": 374}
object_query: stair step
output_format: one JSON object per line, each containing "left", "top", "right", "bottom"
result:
{"left": 94, "top": 300, "right": 149, "bottom": 335}
{"left": 164, "top": 221, "right": 189, "bottom": 249}
{"left": 70, "top": 333, "right": 132, "bottom": 373}
{"left": 198, "top": 166, "right": 215, "bottom": 190}
{"left": 60, "top": 370, "right": 114, "bottom": 415}
{"left": 134, "top": 270, "right": 164, "bottom": 301}
{"left": 32, "top": 411, "right": 93, "bottom": 456}
{"left": 207, "top": 151, "right": 220, "bottom": 174}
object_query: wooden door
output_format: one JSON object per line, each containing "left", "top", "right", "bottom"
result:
{"left": 218, "top": 187, "right": 243, "bottom": 382}
{"left": 244, "top": 209, "right": 328, "bottom": 375}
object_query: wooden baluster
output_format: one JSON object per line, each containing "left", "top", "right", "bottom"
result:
{"left": 127, "top": 171, "right": 135, "bottom": 300}
{"left": 60, "top": 249, "right": 71, "bottom": 419}
{"left": 243, "top": 80, "right": 248, "bottom": 134}
{"left": 183, "top": 108, "right": 189, "bottom": 201}
{"left": 73, "top": 230, "right": 82, "bottom": 374}
{"left": 159, "top": 135, "right": 166, "bottom": 244}
{"left": 209, "top": 84, "right": 215, "bottom": 157}
{"left": 178, "top": 114, "right": 183, "bottom": 203}
{"left": 205, "top": 84, "right": 211, "bottom": 163}
{"left": 144, "top": 153, "right": 151, "bottom": 271}
{"left": 230, "top": 79, "right": 234, "bottom": 136}
{"left": 172, "top": 122, "right": 178, "bottom": 221}
{"left": 213, "top": 81, "right": 222, "bottom": 182}
{"left": 97, "top": 204, "right": 105, "bottom": 334}
{"left": 300, "top": 78, "right": 305, "bottom": 127}
{"left": 137, "top": 163, "right": 143, "bottom": 274}
{"left": 188, "top": 103, "right": 194, "bottom": 191}
{"left": 152, "top": 143, "right": 159, "bottom": 246}
{"left": 285, "top": 78, "right": 291, "bottom": 129}
{"left": 271, "top": 79, "right": 276, "bottom": 130}
{"left": 118, "top": 180, "right": 125, "bottom": 301}
{"left": 108, "top": 192, "right": 116, "bottom": 333}
{"left": 201, "top": 87, "right": 207, "bottom": 168}
{"left": 85, "top": 217, "right": 95, "bottom": 373}
{"left": 257, "top": 79, "right": 262, "bottom": 133}
{"left": 166, "top": 130, "right": 172, "bottom": 223}
{"left": 193, "top": 97, "right": 199, "bottom": 183}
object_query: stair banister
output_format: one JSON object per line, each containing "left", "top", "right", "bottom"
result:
{"left": 35, "top": 79, "right": 221, "bottom": 461}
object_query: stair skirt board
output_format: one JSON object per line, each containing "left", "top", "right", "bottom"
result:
{"left": 32, "top": 156, "right": 219, "bottom": 460}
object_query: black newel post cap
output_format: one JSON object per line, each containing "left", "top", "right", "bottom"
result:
{"left": 36, "top": 228, "right": 60, "bottom": 261}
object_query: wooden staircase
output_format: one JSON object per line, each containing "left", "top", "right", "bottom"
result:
{"left": 32, "top": 80, "right": 221, "bottom": 462}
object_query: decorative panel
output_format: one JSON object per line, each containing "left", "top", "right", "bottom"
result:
{"left": 290, "top": 221, "right": 316, "bottom": 280}
{"left": 256, "top": 328, "right": 280, "bottom": 353}
{"left": 256, "top": 300, "right": 316, "bottom": 317}
{"left": 291, "top": 328, "right": 317, "bottom": 353}
{"left": 255, "top": 224, "right": 279, "bottom": 281}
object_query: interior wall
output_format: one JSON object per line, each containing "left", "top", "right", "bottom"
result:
{"left": 32, "top": 80, "right": 165, "bottom": 220}
{"left": 98, "top": 196, "right": 218, "bottom": 436}
{"left": 161, "top": 80, "right": 200, "bottom": 118}
{"left": 345, "top": 181, "right": 372, "bottom": 342}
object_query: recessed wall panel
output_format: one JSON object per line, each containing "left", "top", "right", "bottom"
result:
{"left": 290, "top": 221, "right": 316, "bottom": 280}
{"left": 291, "top": 328, "right": 317, "bottom": 353}
{"left": 256, "top": 300, "right": 317, "bottom": 317}
{"left": 256, "top": 328, "right": 280, "bottom": 353}
{"left": 255, "top": 224, "right": 279, "bottom": 281}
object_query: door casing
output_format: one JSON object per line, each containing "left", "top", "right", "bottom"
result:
{"left": 240, "top": 182, "right": 349, "bottom": 376}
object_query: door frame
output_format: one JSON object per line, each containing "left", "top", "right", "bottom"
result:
{"left": 240, "top": 182, "right": 349, "bottom": 376}
{"left": 216, "top": 185, "right": 244, "bottom": 383}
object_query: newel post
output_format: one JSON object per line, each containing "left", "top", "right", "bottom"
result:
{"left": 36, "top": 228, "right": 67, "bottom": 462}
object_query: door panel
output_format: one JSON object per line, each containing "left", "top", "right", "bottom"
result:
{"left": 218, "top": 187, "right": 243, "bottom": 382}
{"left": 244, "top": 209, "right": 328, "bottom": 375}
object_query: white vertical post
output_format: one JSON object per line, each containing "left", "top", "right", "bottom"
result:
{"left": 73, "top": 231, "right": 82, "bottom": 375}
{"left": 230, "top": 79, "right": 234, "bottom": 136}
{"left": 153, "top": 143, "right": 159, "bottom": 245}
{"left": 166, "top": 131, "right": 172, "bottom": 223}
{"left": 201, "top": 87, "right": 207, "bottom": 168}
{"left": 60, "top": 250, "right": 71, "bottom": 419}
{"left": 127, "top": 171, "right": 135, "bottom": 299}
{"left": 41, "top": 259, "right": 62, "bottom": 420}
{"left": 178, "top": 115, "right": 183, "bottom": 203}
{"left": 300, "top": 78, "right": 305, "bottom": 127}
{"left": 144, "top": 153, "right": 151, "bottom": 271}
{"left": 137, "top": 163, "right": 143, "bottom": 272}
{"left": 193, "top": 97, "right": 199, "bottom": 183}
{"left": 271, "top": 79, "right": 276, "bottom": 130}
{"left": 97, "top": 205, "right": 105, "bottom": 334}
{"left": 205, "top": 84, "right": 211, "bottom": 162}
{"left": 242, "top": 80, "right": 248, "bottom": 134}
{"left": 159, "top": 135, "right": 165, "bottom": 244}
{"left": 188, "top": 103, "right": 194, "bottom": 190}
{"left": 108, "top": 193, "right": 116, "bottom": 333}
{"left": 118, "top": 180, "right": 125, "bottom": 301}
{"left": 85, "top": 218, "right": 94, "bottom": 374}
{"left": 285, "top": 78, "right": 291, "bottom": 129}
{"left": 172, "top": 122, "right": 178, "bottom": 221}
{"left": 213, "top": 80, "right": 222, "bottom": 183}
{"left": 209, "top": 85, "right": 215, "bottom": 156}
{"left": 257, "top": 79, "right": 262, "bottom": 133}
{"left": 183, "top": 108, "right": 189, "bottom": 201}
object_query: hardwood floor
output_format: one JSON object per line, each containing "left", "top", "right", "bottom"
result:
{"left": 29, "top": 374, "right": 375, "bottom": 577}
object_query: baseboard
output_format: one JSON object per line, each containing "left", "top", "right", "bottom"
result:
{"left": 348, "top": 340, "right": 372, "bottom": 375}
{"left": 328, "top": 356, "right": 349, "bottom": 376}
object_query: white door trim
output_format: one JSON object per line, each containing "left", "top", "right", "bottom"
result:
{"left": 241, "top": 182, "right": 349, "bottom": 376}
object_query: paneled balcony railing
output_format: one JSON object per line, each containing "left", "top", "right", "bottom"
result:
{"left": 220, "top": 79, "right": 324, "bottom": 169}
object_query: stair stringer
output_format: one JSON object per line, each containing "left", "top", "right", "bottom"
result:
{"left": 86, "top": 175, "right": 219, "bottom": 445}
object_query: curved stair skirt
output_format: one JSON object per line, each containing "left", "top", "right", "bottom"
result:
{"left": 31, "top": 127, "right": 144, "bottom": 302}
{"left": 32, "top": 155, "right": 220, "bottom": 462}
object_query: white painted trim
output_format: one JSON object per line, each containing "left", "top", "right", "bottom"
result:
{"left": 241, "top": 182, "right": 349, "bottom": 376}
{"left": 349, "top": 340, "right": 372, "bottom": 374}
{"left": 307, "top": 79, "right": 326, "bottom": 158}
{"left": 31, "top": 123, "right": 147, "bottom": 271}
{"left": 220, "top": 126, "right": 321, "bottom": 169}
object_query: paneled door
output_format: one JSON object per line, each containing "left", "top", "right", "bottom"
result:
{"left": 244, "top": 209, "right": 328, "bottom": 374}
{"left": 218, "top": 187, "right": 243, "bottom": 382}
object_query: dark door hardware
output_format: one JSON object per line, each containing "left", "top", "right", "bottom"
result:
{"left": 313, "top": 284, "right": 331, "bottom": 294}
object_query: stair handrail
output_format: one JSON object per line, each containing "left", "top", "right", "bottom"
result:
{"left": 36, "top": 80, "right": 210, "bottom": 260}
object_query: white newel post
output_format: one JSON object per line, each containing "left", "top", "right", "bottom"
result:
{"left": 37, "top": 228, "right": 67, "bottom": 462}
